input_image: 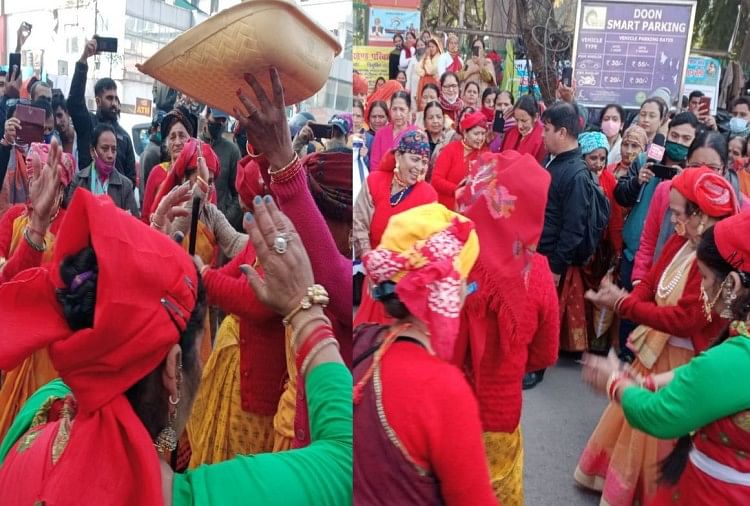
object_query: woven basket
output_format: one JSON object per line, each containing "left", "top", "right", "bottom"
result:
{"left": 137, "top": 0, "right": 341, "bottom": 113}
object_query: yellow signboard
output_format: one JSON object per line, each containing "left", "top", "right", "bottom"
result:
{"left": 353, "top": 45, "right": 391, "bottom": 94}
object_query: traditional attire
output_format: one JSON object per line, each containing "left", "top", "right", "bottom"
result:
{"left": 369, "top": 123, "right": 417, "bottom": 173}
{"left": 620, "top": 214, "right": 750, "bottom": 505}
{"left": 500, "top": 121, "right": 546, "bottom": 164}
{"left": 353, "top": 203, "right": 497, "bottom": 506}
{"left": 431, "top": 112, "right": 488, "bottom": 210}
{"left": 0, "top": 146, "right": 74, "bottom": 442}
{"left": 559, "top": 132, "right": 622, "bottom": 353}
{"left": 416, "top": 38, "right": 442, "bottom": 110}
{"left": 353, "top": 131, "right": 437, "bottom": 327}
{"left": 0, "top": 191, "right": 352, "bottom": 505}
{"left": 575, "top": 168, "right": 740, "bottom": 506}
{"left": 454, "top": 151, "right": 560, "bottom": 505}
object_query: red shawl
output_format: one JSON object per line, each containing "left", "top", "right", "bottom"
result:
{"left": 500, "top": 122, "right": 547, "bottom": 164}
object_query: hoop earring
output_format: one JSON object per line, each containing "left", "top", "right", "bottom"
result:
{"left": 154, "top": 361, "right": 182, "bottom": 453}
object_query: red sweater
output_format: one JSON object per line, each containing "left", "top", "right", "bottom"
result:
{"left": 456, "top": 253, "right": 560, "bottom": 432}
{"left": 431, "top": 141, "right": 484, "bottom": 210}
{"left": 381, "top": 341, "right": 498, "bottom": 506}
{"left": 599, "top": 169, "right": 624, "bottom": 254}
{"left": 0, "top": 205, "right": 65, "bottom": 284}
{"left": 500, "top": 123, "right": 547, "bottom": 164}
{"left": 203, "top": 245, "right": 287, "bottom": 415}
{"left": 619, "top": 235, "right": 726, "bottom": 353}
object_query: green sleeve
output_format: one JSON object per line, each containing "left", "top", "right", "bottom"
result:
{"left": 173, "top": 362, "right": 352, "bottom": 506}
{"left": 621, "top": 337, "right": 750, "bottom": 439}
{"left": 0, "top": 378, "right": 71, "bottom": 464}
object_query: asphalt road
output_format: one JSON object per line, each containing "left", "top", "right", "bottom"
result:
{"left": 521, "top": 354, "right": 608, "bottom": 506}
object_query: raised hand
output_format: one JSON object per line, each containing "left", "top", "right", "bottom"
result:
{"left": 234, "top": 67, "right": 295, "bottom": 170}
{"left": 239, "top": 196, "right": 313, "bottom": 316}
{"left": 152, "top": 182, "right": 192, "bottom": 231}
{"left": 28, "top": 139, "right": 63, "bottom": 234}
{"left": 80, "top": 38, "right": 98, "bottom": 64}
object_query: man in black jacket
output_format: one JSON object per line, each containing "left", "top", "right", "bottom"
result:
{"left": 67, "top": 38, "right": 136, "bottom": 184}
{"left": 538, "top": 102, "right": 590, "bottom": 285}
{"left": 525, "top": 102, "right": 589, "bottom": 390}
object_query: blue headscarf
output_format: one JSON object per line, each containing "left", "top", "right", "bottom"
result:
{"left": 578, "top": 131, "right": 609, "bottom": 156}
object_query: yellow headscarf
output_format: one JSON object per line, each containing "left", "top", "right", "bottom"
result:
{"left": 364, "top": 203, "right": 479, "bottom": 359}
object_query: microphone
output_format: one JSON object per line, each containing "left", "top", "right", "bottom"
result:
{"left": 636, "top": 133, "right": 666, "bottom": 203}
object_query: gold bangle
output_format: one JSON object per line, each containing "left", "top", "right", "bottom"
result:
{"left": 268, "top": 153, "right": 300, "bottom": 176}
{"left": 23, "top": 226, "right": 46, "bottom": 252}
{"left": 282, "top": 284, "right": 330, "bottom": 326}
{"left": 300, "top": 337, "right": 340, "bottom": 377}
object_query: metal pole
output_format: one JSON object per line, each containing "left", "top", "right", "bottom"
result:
{"left": 458, "top": 0, "right": 465, "bottom": 47}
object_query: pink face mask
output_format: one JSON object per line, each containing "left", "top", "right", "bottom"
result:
{"left": 601, "top": 120, "right": 621, "bottom": 138}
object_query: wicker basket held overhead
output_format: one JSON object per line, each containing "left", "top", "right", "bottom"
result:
{"left": 137, "top": 0, "right": 342, "bottom": 113}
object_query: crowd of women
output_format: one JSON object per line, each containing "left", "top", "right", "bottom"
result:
{"left": 353, "top": 29, "right": 750, "bottom": 506}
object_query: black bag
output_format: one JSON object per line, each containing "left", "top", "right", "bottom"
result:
{"left": 572, "top": 169, "right": 611, "bottom": 266}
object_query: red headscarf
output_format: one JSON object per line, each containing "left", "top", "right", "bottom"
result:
{"left": 235, "top": 156, "right": 267, "bottom": 206}
{"left": 671, "top": 166, "right": 740, "bottom": 218}
{"left": 149, "top": 138, "right": 220, "bottom": 216}
{"left": 457, "top": 151, "right": 551, "bottom": 282}
{"left": 715, "top": 211, "right": 750, "bottom": 273}
{"left": 353, "top": 72, "right": 369, "bottom": 96}
{"left": 460, "top": 111, "right": 488, "bottom": 133}
{"left": 0, "top": 189, "right": 200, "bottom": 504}
{"left": 365, "top": 80, "right": 403, "bottom": 121}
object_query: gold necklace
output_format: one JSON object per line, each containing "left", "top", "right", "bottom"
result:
{"left": 656, "top": 243, "right": 693, "bottom": 299}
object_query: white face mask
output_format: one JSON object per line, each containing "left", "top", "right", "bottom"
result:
{"left": 729, "top": 117, "right": 749, "bottom": 134}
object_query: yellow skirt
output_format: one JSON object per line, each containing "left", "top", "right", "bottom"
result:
{"left": 187, "top": 315, "right": 275, "bottom": 467}
{"left": 272, "top": 326, "right": 297, "bottom": 452}
{"left": 0, "top": 349, "right": 58, "bottom": 442}
{"left": 483, "top": 426, "right": 524, "bottom": 506}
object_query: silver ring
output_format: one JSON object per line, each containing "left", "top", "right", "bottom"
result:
{"left": 273, "top": 232, "right": 292, "bottom": 254}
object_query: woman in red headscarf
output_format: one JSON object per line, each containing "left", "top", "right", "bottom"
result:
{"left": 0, "top": 190, "right": 352, "bottom": 505}
{"left": 0, "top": 140, "right": 74, "bottom": 442}
{"left": 454, "top": 151, "right": 560, "bottom": 506}
{"left": 431, "top": 111, "right": 488, "bottom": 210}
{"left": 575, "top": 167, "right": 741, "bottom": 506}
{"left": 580, "top": 210, "right": 750, "bottom": 506}
{"left": 353, "top": 129, "right": 437, "bottom": 328}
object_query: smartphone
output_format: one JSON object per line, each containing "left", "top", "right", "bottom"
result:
{"left": 492, "top": 111, "right": 505, "bottom": 133}
{"left": 472, "top": 46, "right": 480, "bottom": 57}
{"left": 699, "top": 95, "right": 711, "bottom": 112}
{"left": 309, "top": 122, "right": 333, "bottom": 140}
{"left": 8, "top": 53, "right": 21, "bottom": 77}
{"left": 15, "top": 104, "right": 45, "bottom": 145}
{"left": 651, "top": 163, "right": 678, "bottom": 180}
{"left": 94, "top": 35, "right": 118, "bottom": 53}
{"left": 562, "top": 66, "right": 573, "bottom": 88}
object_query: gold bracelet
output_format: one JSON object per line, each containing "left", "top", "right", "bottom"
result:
{"left": 300, "top": 337, "right": 340, "bottom": 377}
{"left": 23, "top": 226, "right": 46, "bottom": 252}
{"left": 268, "top": 153, "right": 300, "bottom": 176}
{"left": 283, "top": 284, "right": 330, "bottom": 326}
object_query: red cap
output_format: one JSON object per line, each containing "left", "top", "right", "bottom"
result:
{"left": 460, "top": 111, "right": 488, "bottom": 133}
{"left": 715, "top": 212, "right": 750, "bottom": 272}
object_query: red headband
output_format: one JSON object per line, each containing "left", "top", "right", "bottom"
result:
{"left": 715, "top": 212, "right": 750, "bottom": 272}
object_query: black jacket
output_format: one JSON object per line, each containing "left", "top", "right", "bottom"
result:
{"left": 538, "top": 147, "right": 592, "bottom": 275}
{"left": 67, "top": 62, "right": 136, "bottom": 185}
{"left": 613, "top": 152, "right": 647, "bottom": 208}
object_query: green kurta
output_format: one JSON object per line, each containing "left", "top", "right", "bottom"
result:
{"left": 621, "top": 335, "right": 750, "bottom": 439}
{"left": 0, "top": 363, "right": 352, "bottom": 505}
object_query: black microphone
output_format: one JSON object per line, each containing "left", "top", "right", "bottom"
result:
{"left": 636, "top": 133, "right": 666, "bottom": 203}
